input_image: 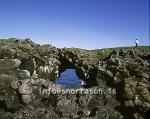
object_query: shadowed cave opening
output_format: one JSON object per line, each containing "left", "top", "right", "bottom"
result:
{"left": 55, "top": 69, "right": 86, "bottom": 88}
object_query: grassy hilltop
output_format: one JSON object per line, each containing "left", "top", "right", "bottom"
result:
{"left": 1, "top": 38, "right": 149, "bottom": 53}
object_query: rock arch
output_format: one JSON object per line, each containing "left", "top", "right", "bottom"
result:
{"left": 58, "top": 48, "right": 98, "bottom": 87}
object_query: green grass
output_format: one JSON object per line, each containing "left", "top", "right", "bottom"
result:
{"left": 101, "top": 46, "right": 149, "bottom": 50}
{"left": 93, "top": 46, "right": 149, "bottom": 52}
{"left": 0, "top": 39, "right": 8, "bottom": 43}
{"left": 86, "top": 46, "right": 150, "bottom": 58}
{"left": 0, "top": 38, "right": 19, "bottom": 43}
{"left": 1, "top": 38, "right": 149, "bottom": 53}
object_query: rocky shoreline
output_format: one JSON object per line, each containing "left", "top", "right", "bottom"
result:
{"left": 0, "top": 38, "right": 149, "bottom": 119}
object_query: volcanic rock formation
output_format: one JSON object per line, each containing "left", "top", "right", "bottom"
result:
{"left": 0, "top": 38, "right": 149, "bottom": 119}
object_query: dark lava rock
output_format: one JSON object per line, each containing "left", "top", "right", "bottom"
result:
{"left": 96, "top": 48, "right": 150, "bottom": 118}
{"left": 0, "top": 39, "right": 149, "bottom": 119}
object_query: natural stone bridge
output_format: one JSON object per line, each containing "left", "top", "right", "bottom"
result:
{"left": 0, "top": 38, "right": 150, "bottom": 119}
{"left": 8, "top": 40, "right": 99, "bottom": 87}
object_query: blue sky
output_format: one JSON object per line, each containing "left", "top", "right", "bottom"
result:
{"left": 0, "top": 0, "right": 149, "bottom": 49}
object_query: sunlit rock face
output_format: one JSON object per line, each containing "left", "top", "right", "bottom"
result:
{"left": 38, "top": 57, "right": 61, "bottom": 81}
{"left": 0, "top": 59, "right": 21, "bottom": 70}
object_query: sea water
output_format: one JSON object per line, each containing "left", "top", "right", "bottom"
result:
{"left": 55, "top": 69, "right": 85, "bottom": 88}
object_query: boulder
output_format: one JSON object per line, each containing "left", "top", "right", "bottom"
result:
{"left": 0, "top": 59, "right": 21, "bottom": 70}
